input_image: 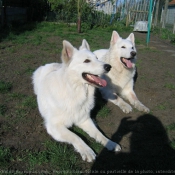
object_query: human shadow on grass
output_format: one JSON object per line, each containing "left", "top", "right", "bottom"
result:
{"left": 90, "top": 114, "right": 175, "bottom": 174}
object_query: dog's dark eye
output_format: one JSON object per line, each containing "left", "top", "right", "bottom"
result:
{"left": 96, "top": 57, "right": 98, "bottom": 60}
{"left": 121, "top": 46, "right": 126, "bottom": 48}
{"left": 132, "top": 47, "right": 134, "bottom": 49}
{"left": 84, "top": 59, "right": 91, "bottom": 63}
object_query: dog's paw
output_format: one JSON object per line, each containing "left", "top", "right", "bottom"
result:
{"left": 135, "top": 103, "right": 150, "bottom": 113}
{"left": 142, "top": 106, "right": 150, "bottom": 113}
{"left": 106, "top": 140, "right": 121, "bottom": 152}
{"left": 80, "top": 147, "right": 96, "bottom": 162}
{"left": 120, "top": 103, "right": 132, "bottom": 113}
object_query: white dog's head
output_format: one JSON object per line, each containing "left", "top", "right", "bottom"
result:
{"left": 61, "top": 39, "right": 111, "bottom": 88}
{"left": 110, "top": 31, "right": 136, "bottom": 69}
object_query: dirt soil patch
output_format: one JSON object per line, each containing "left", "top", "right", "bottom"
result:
{"left": 0, "top": 27, "right": 175, "bottom": 174}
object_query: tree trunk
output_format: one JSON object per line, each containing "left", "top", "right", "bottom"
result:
{"left": 77, "top": 0, "right": 81, "bottom": 33}
{"left": 154, "top": 0, "right": 160, "bottom": 27}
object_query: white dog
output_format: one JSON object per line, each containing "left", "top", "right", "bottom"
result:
{"left": 94, "top": 31, "right": 150, "bottom": 113}
{"left": 32, "top": 39, "right": 121, "bottom": 162}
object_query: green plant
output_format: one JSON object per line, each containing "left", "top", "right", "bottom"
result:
{"left": 152, "top": 27, "right": 175, "bottom": 44}
{"left": 170, "top": 35, "right": 175, "bottom": 44}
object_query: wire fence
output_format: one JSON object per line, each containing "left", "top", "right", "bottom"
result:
{"left": 88, "top": 0, "right": 175, "bottom": 34}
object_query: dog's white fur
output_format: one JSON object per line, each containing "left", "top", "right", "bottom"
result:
{"left": 94, "top": 31, "right": 150, "bottom": 113}
{"left": 32, "top": 39, "right": 121, "bottom": 162}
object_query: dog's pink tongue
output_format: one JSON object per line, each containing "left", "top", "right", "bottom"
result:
{"left": 91, "top": 75, "right": 107, "bottom": 87}
{"left": 125, "top": 59, "right": 132, "bottom": 68}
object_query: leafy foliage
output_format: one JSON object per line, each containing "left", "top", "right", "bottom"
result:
{"left": 152, "top": 27, "right": 175, "bottom": 44}
{"left": 47, "top": 0, "right": 117, "bottom": 30}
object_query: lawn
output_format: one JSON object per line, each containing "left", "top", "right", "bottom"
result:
{"left": 0, "top": 22, "right": 175, "bottom": 174}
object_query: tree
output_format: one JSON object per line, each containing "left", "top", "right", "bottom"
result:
{"left": 77, "top": 0, "right": 81, "bottom": 33}
{"left": 48, "top": 0, "right": 93, "bottom": 33}
{"left": 47, "top": 0, "right": 65, "bottom": 11}
{"left": 77, "top": 0, "right": 87, "bottom": 33}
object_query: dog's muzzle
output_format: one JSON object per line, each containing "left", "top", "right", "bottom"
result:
{"left": 104, "top": 64, "right": 111, "bottom": 72}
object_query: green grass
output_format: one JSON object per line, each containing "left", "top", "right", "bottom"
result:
{"left": 166, "top": 123, "right": 175, "bottom": 149}
{"left": 156, "top": 104, "right": 167, "bottom": 110}
{"left": 24, "top": 67, "right": 36, "bottom": 75}
{"left": 0, "top": 21, "right": 175, "bottom": 172}
{"left": 97, "top": 106, "right": 111, "bottom": 118}
{"left": 166, "top": 123, "right": 175, "bottom": 131}
{"left": 139, "top": 47, "right": 159, "bottom": 53}
{"left": 20, "top": 54, "right": 35, "bottom": 60}
{"left": 8, "top": 92, "right": 26, "bottom": 99}
{"left": 22, "top": 96, "right": 37, "bottom": 109}
{"left": 136, "top": 59, "right": 142, "bottom": 67}
{"left": 0, "top": 146, "right": 12, "bottom": 167}
{"left": 0, "top": 104, "right": 7, "bottom": 115}
{"left": 0, "top": 141, "right": 81, "bottom": 174}
{"left": 165, "top": 71, "right": 174, "bottom": 78}
{"left": 0, "top": 81, "right": 12, "bottom": 93}
{"left": 156, "top": 101, "right": 174, "bottom": 111}
{"left": 71, "top": 126, "right": 103, "bottom": 152}
{"left": 170, "top": 140, "right": 175, "bottom": 149}
{"left": 164, "top": 83, "right": 175, "bottom": 90}
{"left": 153, "top": 27, "right": 175, "bottom": 44}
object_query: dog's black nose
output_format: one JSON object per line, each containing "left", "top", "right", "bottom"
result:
{"left": 131, "top": 51, "right": 136, "bottom": 57}
{"left": 104, "top": 64, "right": 111, "bottom": 72}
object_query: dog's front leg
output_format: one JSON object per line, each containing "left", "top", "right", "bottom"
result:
{"left": 127, "top": 91, "right": 150, "bottom": 113}
{"left": 122, "top": 87, "right": 150, "bottom": 113}
{"left": 77, "top": 118, "right": 121, "bottom": 152}
{"left": 111, "top": 95, "right": 133, "bottom": 113}
{"left": 100, "top": 89, "right": 132, "bottom": 113}
{"left": 45, "top": 123, "right": 96, "bottom": 162}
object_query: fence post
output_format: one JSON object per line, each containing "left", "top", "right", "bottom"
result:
{"left": 173, "top": 16, "right": 175, "bottom": 34}
{"left": 146, "top": 0, "right": 153, "bottom": 46}
{"left": 162, "top": 0, "right": 169, "bottom": 29}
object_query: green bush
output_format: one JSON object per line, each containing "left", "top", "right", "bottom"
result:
{"left": 152, "top": 27, "right": 175, "bottom": 44}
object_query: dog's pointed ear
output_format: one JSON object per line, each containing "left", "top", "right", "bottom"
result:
{"left": 79, "top": 39, "right": 90, "bottom": 51}
{"left": 62, "top": 40, "right": 76, "bottom": 65}
{"left": 127, "top": 33, "right": 135, "bottom": 45}
{"left": 110, "top": 31, "right": 120, "bottom": 46}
